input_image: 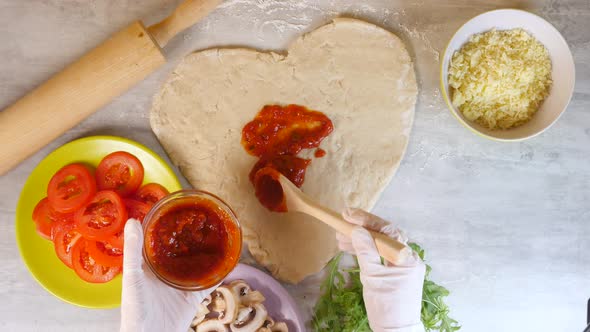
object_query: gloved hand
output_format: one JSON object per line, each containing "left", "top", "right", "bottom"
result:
{"left": 337, "top": 208, "right": 426, "bottom": 332}
{"left": 120, "top": 219, "right": 215, "bottom": 332}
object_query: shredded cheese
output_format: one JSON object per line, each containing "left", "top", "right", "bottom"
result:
{"left": 448, "top": 28, "right": 552, "bottom": 130}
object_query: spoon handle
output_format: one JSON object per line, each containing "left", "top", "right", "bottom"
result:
{"left": 297, "top": 196, "right": 411, "bottom": 265}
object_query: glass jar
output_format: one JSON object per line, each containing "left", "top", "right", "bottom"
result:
{"left": 142, "top": 190, "right": 242, "bottom": 291}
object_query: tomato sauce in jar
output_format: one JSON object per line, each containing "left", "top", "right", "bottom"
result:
{"left": 143, "top": 191, "right": 241, "bottom": 290}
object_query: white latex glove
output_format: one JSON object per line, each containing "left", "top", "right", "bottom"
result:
{"left": 120, "top": 219, "right": 215, "bottom": 332}
{"left": 336, "top": 208, "right": 426, "bottom": 332}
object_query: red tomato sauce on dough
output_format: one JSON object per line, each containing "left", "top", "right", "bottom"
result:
{"left": 253, "top": 167, "right": 287, "bottom": 212}
{"left": 241, "top": 104, "right": 333, "bottom": 211}
{"left": 144, "top": 197, "right": 241, "bottom": 286}
{"left": 314, "top": 148, "right": 326, "bottom": 158}
{"left": 249, "top": 155, "right": 310, "bottom": 188}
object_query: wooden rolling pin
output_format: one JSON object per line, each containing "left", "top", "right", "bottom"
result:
{"left": 0, "top": 0, "right": 222, "bottom": 175}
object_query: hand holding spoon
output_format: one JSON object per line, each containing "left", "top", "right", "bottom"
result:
{"left": 253, "top": 167, "right": 412, "bottom": 266}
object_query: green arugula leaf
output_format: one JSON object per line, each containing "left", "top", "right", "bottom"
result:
{"left": 312, "top": 253, "right": 372, "bottom": 332}
{"left": 410, "top": 242, "right": 460, "bottom": 332}
{"left": 312, "top": 243, "right": 460, "bottom": 332}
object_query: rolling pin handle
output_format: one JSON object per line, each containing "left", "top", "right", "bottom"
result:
{"left": 147, "top": 0, "right": 223, "bottom": 47}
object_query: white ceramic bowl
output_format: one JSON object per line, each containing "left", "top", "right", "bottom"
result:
{"left": 440, "top": 9, "right": 575, "bottom": 141}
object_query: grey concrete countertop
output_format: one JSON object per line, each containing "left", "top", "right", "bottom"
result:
{"left": 0, "top": 0, "right": 588, "bottom": 331}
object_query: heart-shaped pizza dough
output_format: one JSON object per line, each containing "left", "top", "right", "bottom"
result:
{"left": 150, "top": 18, "right": 417, "bottom": 283}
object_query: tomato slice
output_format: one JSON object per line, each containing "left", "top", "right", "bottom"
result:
{"left": 135, "top": 183, "right": 169, "bottom": 205}
{"left": 52, "top": 222, "right": 82, "bottom": 268}
{"left": 71, "top": 239, "right": 121, "bottom": 283}
{"left": 86, "top": 241, "right": 123, "bottom": 267}
{"left": 105, "top": 231, "right": 124, "bottom": 251}
{"left": 32, "top": 197, "right": 74, "bottom": 240}
{"left": 124, "top": 198, "right": 151, "bottom": 222}
{"left": 95, "top": 151, "right": 144, "bottom": 197}
{"left": 47, "top": 164, "right": 96, "bottom": 213}
{"left": 75, "top": 190, "right": 127, "bottom": 240}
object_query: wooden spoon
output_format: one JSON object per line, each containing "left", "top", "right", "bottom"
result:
{"left": 254, "top": 167, "right": 412, "bottom": 265}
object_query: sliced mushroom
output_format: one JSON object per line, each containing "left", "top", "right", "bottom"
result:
{"left": 196, "top": 319, "right": 229, "bottom": 332}
{"left": 193, "top": 281, "right": 285, "bottom": 332}
{"left": 191, "top": 303, "right": 211, "bottom": 327}
{"left": 228, "top": 280, "right": 249, "bottom": 292}
{"left": 270, "top": 322, "right": 288, "bottom": 332}
{"left": 230, "top": 303, "right": 268, "bottom": 332}
{"left": 229, "top": 280, "right": 266, "bottom": 306}
{"left": 229, "top": 280, "right": 251, "bottom": 301}
{"left": 235, "top": 306, "right": 254, "bottom": 323}
{"left": 262, "top": 317, "right": 274, "bottom": 328}
{"left": 211, "top": 295, "right": 226, "bottom": 312}
{"left": 255, "top": 316, "right": 275, "bottom": 332}
{"left": 241, "top": 291, "right": 265, "bottom": 306}
{"left": 211, "top": 286, "right": 239, "bottom": 324}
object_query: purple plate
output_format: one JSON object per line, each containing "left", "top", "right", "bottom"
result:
{"left": 225, "top": 263, "right": 305, "bottom": 332}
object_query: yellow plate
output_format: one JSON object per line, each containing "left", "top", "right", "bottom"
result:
{"left": 16, "top": 136, "right": 181, "bottom": 309}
